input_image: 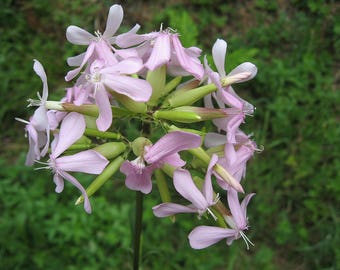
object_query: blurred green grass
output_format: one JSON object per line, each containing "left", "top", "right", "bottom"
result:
{"left": 1, "top": 0, "right": 339, "bottom": 269}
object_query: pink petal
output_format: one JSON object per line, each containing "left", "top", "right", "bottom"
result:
{"left": 228, "top": 62, "right": 257, "bottom": 83}
{"left": 101, "top": 57, "right": 143, "bottom": 75}
{"left": 145, "top": 33, "right": 171, "bottom": 70}
{"left": 52, "top": 112, "right": 85, "bottom": 158}
{"left": 65, "top": 42, "right": 95, "bottom": 81}
{"left": 144, "top": 131, "right": 201, "bottom": 164}
{"left": 103, "top": 4, "right": 123, "bottom": 38}
{"left": 152, "top": 203, "right": 197, "bottom": 217}
{"left": 66, "top": 25, "right": 93, "bottom": 45}
{"left": 120, "top": 161, "right": 153, "bottom": 194}
{"left": 25, "top": 124, "right": 39, "bottom": 166}
{"left": 160, "top": 153, "right": 186, "bottom": 168}
{"left": 55, "top": 150, "right": 108, "bottom": 174}
{"left": 171, "top": 35, "right": 204, "bottom": 79}
{"left": 240, "top": 193, "right": 256, "bottom": 219}
{"left": 212, "top": 39, "right": 227, "bottom": 77}
{"left": 53, "top": 174, "right": 64, "bottom": 193}
{"left": 227, "top": 189, "right": 246, "bottom": 229}
{"left": 204, "top": 132, "right": 226, "bottom": 148}
{"left": 188, "top": 226, "right": 236, "bottom": 249}
{"left": 173, "top": 169, "right": 208, "bottom": 210}
{"left": 66, "top": 52, "right": 85, "bottom": 67}
{"left": 95, "top": 84, "right": 112, "bottom": 132}
{"left": 202, "top": 154, "right": 218, "bottom": 204}
{"left": 103, "top": 75, "right": 152, "bottom": 102}
{"left": 58, "top": 170, "right": 92, "bottom": 214}
{"left": 33, "top": 59, "right": 48, "bottom": 101}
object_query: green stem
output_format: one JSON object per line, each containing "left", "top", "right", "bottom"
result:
{"left": 133, "top": 191, "right": 144, "bottom": 270}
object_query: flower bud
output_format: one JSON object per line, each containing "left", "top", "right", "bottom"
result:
{"left": 75, "top": 156, "right": 125, "bottom": 205}
{"left": 93, "top": 142, "right": 126, "bottom": 159}
{"left": 131, "top": 137, "right": 152, "bottom": 156}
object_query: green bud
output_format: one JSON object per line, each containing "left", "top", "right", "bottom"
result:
{"left": 163, "top": 76, "right": 182, "bottom": 95}
{"left": 111, "top": 92, "right": 147, "bottom": 113}
{"left": 75, "top": 156, "right": 124, "bottom": 205}
{"left": 131, "top": 137, "right": 152, "bottom": 156}
{"left": 93, "top": 142, "right": 126, "bottom": 159}
{"left": 153, "top": 110, "right": 201, "bottom": 123}
{"left": 62, "top": 103, "right": 99, "bottom": 117}
{"left": 84, "top": 128, "right": 121, "bottom": 140}
{"left": 162, "top": 83, "right": 217, "bottom": 108}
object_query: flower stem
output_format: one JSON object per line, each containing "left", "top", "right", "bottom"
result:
{"left": 133, "top": 191, "right": 144, "bottom": 270}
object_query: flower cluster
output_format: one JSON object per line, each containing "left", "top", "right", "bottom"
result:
{"left": 17, "top": 4, "right": 261, "bottom": 250}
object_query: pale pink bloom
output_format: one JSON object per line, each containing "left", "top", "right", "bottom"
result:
{"left": 116, "top": 28, "right": 204, "bottom": 80}
{"left": 204, "top": 39, "right": 257, "bottom": 143}
{"left": 188, "top": 189, "right": 255, "bottom": 249}
{"left": 84, "top": 58, "right": 152, "bottom": 131}
{"left": 205, "top": 130, "right": 258, "bottom": 189}
{"left": 45, "top": 112, "right": 109, "bottom": 213}
{"left": 120, "top": 131, "right": 201, "bottom": 194}
{"left": 65, "top": 4, "right": 140, "bottom": 81}
{"left": 152, "top": 155, "right": 219, "bottom": 219}
{"left": 16, "top": 60, "right": 50, "bottom": 165}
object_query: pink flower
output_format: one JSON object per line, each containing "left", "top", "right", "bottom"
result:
{"left": 152, "top": 155, "right": 219, "bottom": 219}
{"left": 120, "top": 131, "right": 201, "bottom": 194}
{"left": 205, "top": 130, "right": 259, "bottom": 189}
{"left": 116, "top": 28, "right": 205, "bottom": 80}
{"left": 188, "top": 189, "right": 255, "bottom": 249}
{"left": 84, "top": 58, "right": 152, "bottom": 131}
{"left": 45, "top": 112, "right": 109, "bottom": 213}
{"left": 65, "top": 4, "right": 140, "bottom": 81}
{"left": 204, "top": 39, "right": 257, "bottom": 143}
{"left": 16, "top": 60, "right": 50, "bottom": 165}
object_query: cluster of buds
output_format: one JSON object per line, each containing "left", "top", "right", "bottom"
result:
{"left": 17, "top": 4, "right": 261, "bottom": 250}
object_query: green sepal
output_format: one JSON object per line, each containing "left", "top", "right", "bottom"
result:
{"left": 155, "top": 169, "right": 171, "bottom": 203}
{"left": 84, "top": 128, "right": 121, "bottom": 140}
{"left": 146, "top": 65, "right": 166, "bottom": 106}
{"left": 75, "top": 156, "right": 125, "bottom": 204}
{"left": 93, "top": 142, "right": 126, "bottom": 159}
{"left": 111, "top": 92, "right": 147, "bottom": 113}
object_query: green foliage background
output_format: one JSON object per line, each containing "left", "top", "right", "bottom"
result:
{"left": 0, "top": 0, "right": 339, "bottom": 269}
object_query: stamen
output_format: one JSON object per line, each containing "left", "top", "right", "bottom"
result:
{"left": 15, "top": 117, "right": 29, "bottom": 125}
{"left": 27, "top": 98, "right": 42, "bottom": 107}
{"left": 207, "top": 207, "right": 218, "bottom": 221}
{"left": 240, "top": 231, "right": 254, "bottom": 250}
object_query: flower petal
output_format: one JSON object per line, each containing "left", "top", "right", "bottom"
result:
{"left": 95, "top": 84, "right": 112, "bottom": 132}
{"left": 173, "top": 169, "right": 208, "bottom": 210}
{"left": 33, "top": 59, "right": 48, "bottom": 101}
{"left": 66, "top": 25, "right": 93, "bottom": 45}
{"left": 101, "top": 57, "right": 143, "bottom": 75}
{"left": 55, "top": 150, "right": 108, "bottom": 174}
{"left": 152, "top": 203, "right": 197, "bottom": 217}
{"left": 188, "top": 226, "right": 236, "bottom": 249}
{"left": 120, "top": 161, "right": 153, "bottom": 194}
{"left": 202, "top": 154, "right": 218, "bottom": 204}
{"left": 228, "top": 62, "right": 257, "bottom": 83}
{"left": 103, "top": 75, "right": 152, "bottom": 102}
{"left": 171, "top": 35, "right": 204, "bottom": 79}
{"left": 67, "top": 52, "right": 86, "bottom": 67}
{"left": 144, "top": 131, "right": 201, "bottom": 164}
{"left": 58, "top": 170, "right": 92, "bottom": 214}
{"left": 52, "top": 112, "right": 85, "bottom": 158}
{"left": 103, "top": 4, "right": 123, "bottom": 39}
{"left": 212, "top": 39, "right": 227, "bottom": 77}
{"left": 145, "top": 33, "right": 171, "bottom": 70}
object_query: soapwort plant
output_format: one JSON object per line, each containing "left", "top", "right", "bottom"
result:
{"left": 17, "top": 4, "right": 262, "bottom": 269}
